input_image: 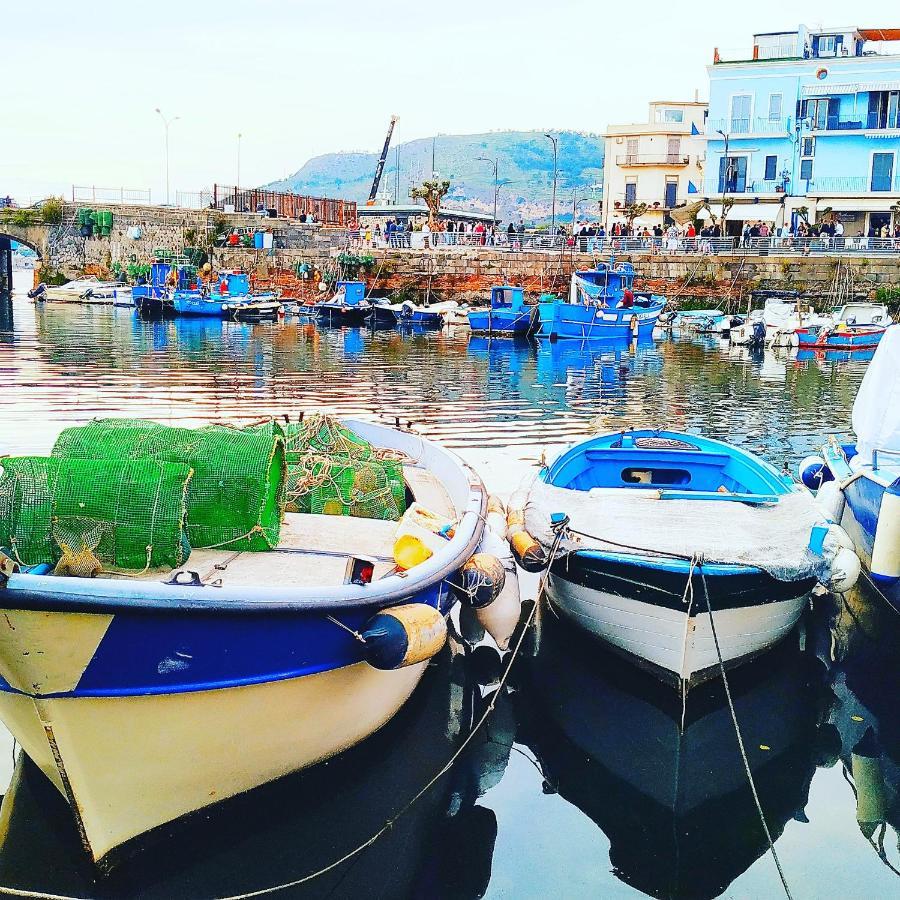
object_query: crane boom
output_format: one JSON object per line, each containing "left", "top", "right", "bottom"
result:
{"left": 367, "top": 115, "right": 399, "bottom": 204}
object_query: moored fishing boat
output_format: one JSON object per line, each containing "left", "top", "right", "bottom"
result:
{"left": 508, "top": 429, "right": 860, "bottom": 687}
{"left": 536, "top": 262, "right": 665, "bottom": 340}
{"left": 29, "top": 278, "right": 133, "bottom": 307}
{"left": 467, "top": 286, "right": 537, "bottom": 335}
{"left": 804, "top": 325, "right": 900, "bottom": 613}
{"left": 0, "top": 415, "right": 512, "bottom": 866}
{"left": 315, "top": 280, "right": 373, "bottom": 325}
{"left": 795, "top": 323, "right": 886, "bottom": 350}
{"left": 372, "top": 299, "right": 456, "bottom": 328}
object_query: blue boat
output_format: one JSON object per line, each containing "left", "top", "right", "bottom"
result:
{"left": 537, "top": 263, "right": 666, "bottom": 340}
{"left": 0, "top": 419, "right": 497, "bottom": 864}
{"left": 468, "top": 286, "right": 537, "bottom": 335}
{"left": 795, "top": 324, "right": 887, "bottom": 351}
{"left": 509, "top": 429, "right": 859, "bottom": 687}
{"left": 315, "top": 281, "right": 373, "bottom": 325}
{"left": 809, "top": 326, "right": 900, "bottom": 613}
{"left": 372, "top": 299, "right": 449, "bottom": 329}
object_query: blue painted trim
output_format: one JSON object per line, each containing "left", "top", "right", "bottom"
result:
{"left": 577, "top": 549, "right": 760, "bottom": 577}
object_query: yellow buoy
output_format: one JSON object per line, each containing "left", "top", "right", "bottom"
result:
{"left": 393, "top": 533, "right": 433, "bottom": 570}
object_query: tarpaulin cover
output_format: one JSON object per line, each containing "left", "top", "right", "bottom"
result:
{"left": 852, "top": 324, "right": 900, "bottom": 465}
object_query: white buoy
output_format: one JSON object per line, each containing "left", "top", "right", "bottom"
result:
{"left": 815, "top": 480, "right": 846, "bottom": 524}
{"left": 798, "top": 455, "right": 828, "bottom": 490}
{"left": 871, "top": 483, "right": 900, "bottom": 587}
{"left": 474, "top": 529, "right": 522, "bottom": 650}
{"left": 826, "top": 546, "right": 862, "bottom": 594}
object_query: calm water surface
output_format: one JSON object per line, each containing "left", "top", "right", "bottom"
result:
{"left": 0, "top": 277, "right": 897, "bottom": 899}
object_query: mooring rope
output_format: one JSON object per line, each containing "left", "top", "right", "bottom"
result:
{"left": 0, "top": 531, "right": 566, "bottom": 900}
{"left": 697, "top": 559, "right": 794, "bottom": 900}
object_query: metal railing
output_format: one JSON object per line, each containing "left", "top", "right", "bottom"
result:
{"left": 707, "top": 117, "right": 789, "bottom": 136}
{"left": 806, "top": 175, "right": 900, "bottom": 194}
{"left": 615, "top": 154, "right": 691, "bottom": 166}
{"left": 71, "top": 186, "right": 152, "bottom": 205}
{"left": 702, "top": 179, "right": 789, "bottom": 194}
{"left": 212, "top": 185, "right": 356, "bottom": 227}
{"left": 175, "top": 190, "right": 214, "bottom": 210}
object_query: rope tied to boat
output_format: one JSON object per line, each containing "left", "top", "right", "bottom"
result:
{"left": 696, "top": 556, "right": 795, "bottom": 900}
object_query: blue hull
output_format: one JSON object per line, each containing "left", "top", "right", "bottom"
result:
{"left": 538, "top": 298, "right": 664, "bottom": 340}
{"left": 468, "top": 308, "right": 534, "bottom": 335}
{"left": 402, "top": 310, "right": 444, "bottom": 328}
{"left": 796, "top": 329, "right": 886, "bottom": 350}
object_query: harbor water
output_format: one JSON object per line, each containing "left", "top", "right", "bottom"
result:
{"left": 1, "top": 274, "right": 898, "bottom": 899}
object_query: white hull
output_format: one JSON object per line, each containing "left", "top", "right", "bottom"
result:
{"left": 548, "top": 577, "right": 807, "bottom": 685}
{"left": 0, "top": 645, "right": 426, "bottom": 863}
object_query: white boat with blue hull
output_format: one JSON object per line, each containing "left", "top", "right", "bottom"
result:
{"left": 537, "top": 262, "right": 665, "bottom": 341}
{"left": 0, "top": 419, "right": 502, "bottom": 866}
{"left": 510, "top": 430, "right": 860, "bottom": 688}
{"left": 806, "top": 325, "right": 900, "bottom": 613}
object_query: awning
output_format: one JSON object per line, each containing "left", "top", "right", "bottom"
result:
{"left": 699, "top": 202, "right": 783, "bottom": 222}
{"left": 858, "top": 28, "right": 900, "bottom": 42}
{"left": 802, "top": 81, "right": 900, "bottom": 97}
{"left": 816, "top": 198, "right": 900, "bottom": 212}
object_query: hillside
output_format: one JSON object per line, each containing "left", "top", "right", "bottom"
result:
{"left": 265, "top": 131, "right": 605, "bottom": 224}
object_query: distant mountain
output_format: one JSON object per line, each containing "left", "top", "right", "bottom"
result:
{"left": 265, "top": 131, "right": 604, "bottom": 223}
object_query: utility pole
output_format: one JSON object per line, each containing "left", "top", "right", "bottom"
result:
{"left": 477, "top": 156, "right": 499, "bottom": 224}
{"left": 545, "top": 132, "right": 558, "bottom": 233}
{"left": 237, "top": 132, "right": 242, "bottom": 197}
{"left": 716, "top": 129, "right": 730, "bottom": 233}
{"left": 154, "top": 108, "right": 180, "bottom": 206}
{"left": 395, "top": 145, "right": 400, "bottom": 204}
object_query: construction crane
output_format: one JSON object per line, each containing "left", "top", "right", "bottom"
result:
{"left": 366, "top": 115, "right": 399, "bottom": 205}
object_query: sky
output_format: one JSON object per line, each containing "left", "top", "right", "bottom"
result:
{"left": 1, "top": 0, "right": 894, "bottom": 203}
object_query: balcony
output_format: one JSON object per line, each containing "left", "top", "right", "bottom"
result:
{"left": 615, "top": 154, "right": 691, "bottom": 166}
{"left": 805, "top": 175, "right": 900, "bottom": 194}
{"left": 703, "top": 179, "right": 788, "bottom": 195}
{"left": 707, "top": 117, "right": 789, "bottom": 136}
{"left": 808, "top": 112, "right": 900, "bottom": 133}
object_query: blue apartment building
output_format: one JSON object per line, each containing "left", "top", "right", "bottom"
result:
{"left": 705, "top": 25, "right": 900, "bottom": 236}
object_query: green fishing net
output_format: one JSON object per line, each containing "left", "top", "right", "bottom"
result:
{"left": 53, "top": 419, "right": 285, "bottom": 551}
{"left": 0, "top": 457, "right": 192, "bottom": 572}
{"left": 252, "top": 415, "right": 407, "bottom": 520}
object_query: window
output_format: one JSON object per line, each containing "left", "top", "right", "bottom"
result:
{"left": 818, "top": 35, "right": 837, "bottom": 57}
{"left": 666, "top": 137, "right": 681, "bottom": 163}
{"left": 655, "top": 108, "right": 684, "bottom": 123}
{"left": 664, "top": 178, "right": 678, "bottom": 208}
{"left": 718, "top": 155, "right": 747, "bottom": 192}
{"left": 625, "top": 138, "right": 639, "bottom": 164}
{"left": 624, "top": 179, "right": 637, "bottom": 204}
{"left": 803, "top": 98, "right": 834, "bottom": 130}
{"left": 800, "top": 158, "right": 813, "bottom": 181}
{"left": 801, "top": 136, "right": 816, "bottom": 157}
{"left": 871, "top": 153, "right": 894, "bottom": 192}
{"left": 868, "top": 90, "right": 900, "bottom": 130}
{"left": 768, "top": 93, "right": 783, "bottom": 123}
{"left": 730, "top": 95, "right": 752, "bottom": 133}
{"left": 764, "top": 155, "right": 777, "bottom": 181}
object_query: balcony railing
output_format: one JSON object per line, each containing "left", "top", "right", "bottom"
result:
{"left": 808, "top": 112, "right": 900, "bottom": 132}
{"left": 615, "top": 154, "right": 691, "bottom": 166}
{"left": 702, "top": 179, "right": 789, "bottom": 195}
{"left": 805, "top": 175, "right": 900, "bottom": 194}
{"left": 707, "top": 117, "right": 789, "bottom": 136}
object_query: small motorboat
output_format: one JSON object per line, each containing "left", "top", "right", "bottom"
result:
{"left": 795, "top": 323, "right": 887, "bottom": 350}
{"left": 668, "top": 308, "right": 731, "bottom": 336}
{"left": 223, "top": 298, "right": 283, "bottom": 321}
{"left": 0, "top": 415, "right": 517, "bottom": 866}
{"left": 806, "top": 325, "right": 900, "bottom": 613}
{"left": 468, "top": 286, "right": 537, "bottom": 335}
{"left": 730, "top": 297, "right": 828, "bottom": 346}
{"left": 315, "top": 281, "right": 373, "bottom": 325}
{"left": 509, "top": 429, "right": 860, "bottom": 687}
{"left": 372, "top": 299, "right": 455, "bottom": 329}
{"left": 35, "top": 278, "right": 133, "bottom": 307}
{"left": 537, "top": 262, "right": 665, "bottom": 340}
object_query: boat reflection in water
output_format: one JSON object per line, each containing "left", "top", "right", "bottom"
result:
{"left": 519, "top": 615, "right": 824, "bottom": 899}
{"left": 0, "top": 643, "right": 502, "bottom": 900}
{"left": 811, "top": 586, "right": 900, "bottom": 874}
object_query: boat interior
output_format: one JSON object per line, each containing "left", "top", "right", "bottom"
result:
{"left": 544, "top": 432, "right": 789, "bottom": 498}
{"left": 102, "top": 463, "right": 457, "bottom": 590}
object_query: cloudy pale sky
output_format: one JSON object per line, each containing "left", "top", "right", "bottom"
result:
{"left": 1, "top": 0, "right": 893, "bottom": 202}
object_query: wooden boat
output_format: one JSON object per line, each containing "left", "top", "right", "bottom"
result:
{"left": 0, "top": 418, "right": 493, "bottom": 866}
{"left": 467, "top": 286, "right": 537, "bottom": 335}
{"left": 372, "top": 299, "right": 455, "bottom": 328}
{"left": 511, "top": 429, "right": 860, "bottom": 687}
{"left": 315, "top": 281, "right": 372, "bottom": 325}
{"left": 30, "top": 278, "right": 133, "bottom": 307}
{"left": 810, "top": 325, "right": 900, "bottom": 614}
{"left": 536, "top": 263, "right": 665, "bottom": 340}
{"left": 795, "top": 324, "right": 887, "bottom": 350}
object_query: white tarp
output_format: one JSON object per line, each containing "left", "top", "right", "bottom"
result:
{"left": 852, "top": 324, "right": 900, "bottom": 464}
{"left": 699, "top": 203, "right": 783, "bottom": 222}
{"left": 525, "top": 479, "right": 828, "bottom": 582}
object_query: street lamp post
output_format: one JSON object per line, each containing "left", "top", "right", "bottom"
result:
{"left": 476, "top": 156, "right": 499, "bottom": 225}
{"left": 545, "top": 132, "right": 558, "bottom": 234}
{"left": 154, "top": 108, "right": 180, "bottom": 206}
{"left": 237, "top": 132, "right": 242, "bottom": 198}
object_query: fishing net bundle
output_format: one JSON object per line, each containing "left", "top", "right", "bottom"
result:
{"left": 260, "top": 414, "right": 407, "bottom": 521}
{"left": 0, "top": 457, "right": 192, "bottom": 573}
{"left": 52, "top": 419, "right": 285, "bottom": 551}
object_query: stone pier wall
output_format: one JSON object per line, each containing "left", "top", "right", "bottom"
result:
{"left": 211, "top": 246, "right": 900, "bottom": 307}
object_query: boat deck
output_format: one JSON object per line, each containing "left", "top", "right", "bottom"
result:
{"left": 111, "top": 464, "right": 455, "bottom": 590}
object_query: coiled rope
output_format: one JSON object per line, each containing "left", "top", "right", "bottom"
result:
{"left": 0, "top": 530, "right": 566, "bottom": 900}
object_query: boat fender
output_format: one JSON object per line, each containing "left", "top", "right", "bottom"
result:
{"left": 456, "top": 553, "right": 506, "bottom": 609}
{"left": 823, "top": 546, "right": 861, "bottom": 594}
{"left": 458, "top": 604, "right": 486, "bottom": 644}
{"left": 871, "top": 479, "right": 900, "bottom": 587}
{"left": 815, "top": 479, "right": 846, "bottom": 524}
{"left": 486, "top": 495, "right": 507, "bottom": 537}
{"left": 27, "top": 283, "right": 46, "bottom": 299}
{"left": 505, "top": 499, "right": 547, "bottom": 573}
{"left": 630, "top": 314, "right": 639, "bottom": 336}
{"left": 361, "top": 603, "right": 447, "bottom": 670}
{"left": 798, "top": 455, "right": 830, "bottom": 489}
{"left": 823, "top": 523, "right": 854, "bottom": 554}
